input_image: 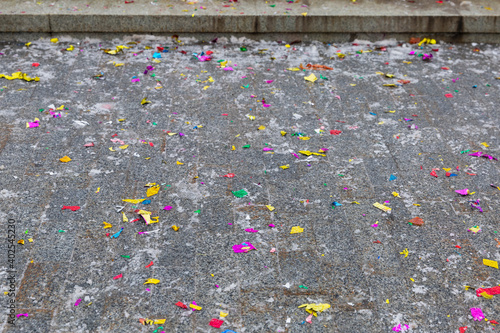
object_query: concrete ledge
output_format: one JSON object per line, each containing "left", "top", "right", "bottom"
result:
{"left": 0, "top": 0, "right": 499, "bottom": 38}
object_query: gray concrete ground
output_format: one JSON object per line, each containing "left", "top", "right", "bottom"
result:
{"left": 1, "top": 35, "right": 500, "bottom": 332}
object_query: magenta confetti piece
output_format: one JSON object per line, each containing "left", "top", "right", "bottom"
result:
{"left": 27, "top": 122, "right": 39, "bottom": 128}
{"left": 16, "top": 313, "right": 29, "bottom": 318}
{"left": 268, "top": 224, "right": 275, "bottom": 227}
{"left": 232, "top": 242, "right": 256, "bottom": 253}
{"left": 74, "top": 299, "right": 81, "bottom": 306}
{"left": 471, "top": 307, "right": 484, "bottom": 321}
{"left": 223, "top": 67, "right": 233, "bottom": 71}
{"left": 455, "top": 189, "right": 469, "bottom": 196}
{"left": 245, "top": 228, "right": 259, "bottom": 233}
{"left": 291, "top": 153, "right": 300, "bottom": 159}
{"left": 266, "top": 80, "right": 274, "bottom": 84}
{"left": 263, "top": 147, "right": 273, "bottom": 151}
{"left": 131, "top": 78, "right": 140, "bottom": 82}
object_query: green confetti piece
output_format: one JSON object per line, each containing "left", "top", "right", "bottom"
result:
{"left": 240, "top": 47, "right": 248, "bottom": 51}
{"left": 217, "top": 59, "right": 225, "bottom": 63}
{"left": 242, "top": 144, "right": 251, "bottom": 148}
{"left": 338, "top": 174, "right": 344, "bottom": 177}
{"left": 320, "top": 75, "right": 328, "bottom": 80}
{"left": 39, "top": 108, "right": 44, "bottom": 112}
{"left": 242, "top": 84, "right": 249, "bottom": 88}
{"left": 269, "top": 4, "right": 276, "bottom": 7}
{"left": 194, "top": 209, "right": 201, "bottom": 213}
{"left": 324, "top": 183, "right": 327, "bottom": 186}
{"left": 152, "top": 122, "right": 157, "bottom": 125}
{"left": 299, "top": 285, "right": 308, "bottom": 289}
{"left": 232, "top": 189, "right": 249, "bottom": 198}
{"left": 24, "top": 230, "right": 28, "bottom": 234}
{"left": 151, "top": 73, "right": 156, "bottom": 77}
{"left": 121, "top": 255, "right": 131, "bottom": 258}
{"left": 58, "top": 230, "right": 66, "bottom": 233}
{"left": 460, "top": 149, "right": 470, "bottom": 154}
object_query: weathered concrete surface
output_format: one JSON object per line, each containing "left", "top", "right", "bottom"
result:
{"left": 0, "top": 0, "right": 499, "bottom": 41}
{"left": 1, "top": 35, "right": 500, "bottom": 332}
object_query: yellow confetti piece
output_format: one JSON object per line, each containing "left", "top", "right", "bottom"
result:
{"left": 119, "top": 145, "right": 129, "bottom": 149}
{"left": 350, "top": 83, "right": 357, "bottom": 86}
{"left": 413, "top": 203, "right": 421, "bottom": 206}
{"left": 290, "top": 226, "right": 304, "bottom": 234}
{"left": 109, "top": 147, "right": 115, "bottom": 151}
{"left": 122, "top": 198, "right": 146, "bottom": 204}
{"left": 287, "top": 67, "right": 300, "bottom": 71}
{"left": 17, "top": 240, "right": 24, "bottom": 245}
{"left": 189, "top": 304, "right": 202, "bottom": 311}
{"left": 66, "top": 45, "right": 74, "bottom": 51}
{"left": 443, "top": 168, "right": 451, "bottom": 172}
{"left": 399, "top": 248, "right": 409, "bottom": 258}
{"left": 483, "top": 259, "right": 499, "bottom": 269}
{"left": 171, "top": 225, "right": 179, "bottom": 231}
{"left": 167, "top": 132, "right": 177, "bottom": 136}
{"left": 143, "top": 278, "right": 160, "bottom": 285}
{"left": 25, "top": 42, "right": 31, "bottom": 47}
{"left": 351, "top": 201, "right": 360, "bottom": 204}
{"left": 392, "top": 192, "right": 400, "bottom": 197}
{"left": 266, "top": 205, "right": 275, "bottom": 211}
{"left": 146, "top": 185, "right": 160, "bottom": 197}
{"left": 280, "top": 164, "right": 290, "bottom": 170}
{"left": 410, "top": 278, "right": 414, "bottom": 282}
{"left": 220, "top": 311, "right": 228, "bottom": 317}
{"left": 103, "top": 222, "right": 112, "bottom": 229}
{"left": 122, "top": 212, "right": 128, "bottom": 222}
{"left": 298, "top": 303, "right": 330, "bottom": 317}
{"left": 373, "top": 202, "right": 391, "bottom": 212}
{"left": 386, "top": 299, "right": 390, "bottom": 304}
{"left": 95, "top": 187, "right": 100, "bottom": 193}
{"left": 149, "top": 216, "right": 159, "bottom": 224}
{"left": 141, "top": 98, "right": 151, "bottom": 105}
{"left": 465, "top": 286, "right": 470, "bottom": 290}
{"left": 280, "top": 131, "right": 287, "bottom": 136}
{"left": 304, "top": 73, "right": 318, "bottom": 82}
{"left": 28, "top": 238, "right": 33, "bottom": 243}
{"left": 403, "top": 61, "right": 412, "bottom": 64}
{"left": 285, "top": 44, "right": 290, "bottom": 48}
{"left": 480, "top": 142, "right": 490, "bottom": 147}
{"left": 203, "top": 86, "right": 209, "bottom": 90}
{"left": 383, "top": 84, "right": 397, "bottom": 87}
{"left": 59, "top": 156, "right": 71, "bottom": 163}
{"left": 154, "top": 319, "right": 166, "bottom": 325}
{"left": 56, "top": 105, "right": 65, "bottom": 111}
{"left": 231, "top": 146, "right": 235, "bottom": 151}
{"left": 177, "top": 161, "right": 184, "bottom": 165}
{"left": 0, "top": 72, "right": 39, "bottom": 82}
{"left": 258, "top": 125, "right": 266, "bottom": 130}
{"left": 385, "top": 74, "right": 394, "bottom": 78}
{"left": 297, "top": 137, "right": 310, "bottom": 140}
{"left": 114, "top": 62, "right": 124, "bottom": 67}
{"left": 50, "top": 38, "right": 58, "bottom": 43}
{"left": 299, "top": 150, "right": 326, "bottom": 157}
{"left": 301, "top": 12, "right": 307, "bottom": 16}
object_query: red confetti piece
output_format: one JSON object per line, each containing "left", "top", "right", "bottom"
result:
{"left": 206, "top": 51, "right": 213, "bottom": 55}
{"left": 445, "top": 94, "right": 453, "bottom": 98}
{"left": 222, "top": 173, "right": 235, "bottom": 178}
{"left": 113, "top": 274, "right": 122, "bottom": 280}
{"left": 84, "top": 142, "right": 94, "bottom": 147}
{"left": 62, "top": 206, "right": 80, "bottom": 211}
{"left": 455, "top": 245, "right": 461, "bottom": 249}
{"left": 145, "top": 261, "right": 154, "bottom": 268}
{"left": 459, "top": 327, "right": 467, "bottom": 333}
{"left": 209, "top": 318, "right": 224, "bottom": 328}
{"left": 32, "top": 63, "right": 40, "bottom": 67}
{"left": 441, "top": 67, "right": 449, "bottom": 70}
{"left": 175, "top": 301, "right": 188, "bottom": 309}
{"left": 430, "top": 170, "right": 438, "bottom": 178}
{"left": 466, "top": 172, "right": 477, "bottom": 176}
{"left": 330, "top": 130, "right": 342, "bottom": 135}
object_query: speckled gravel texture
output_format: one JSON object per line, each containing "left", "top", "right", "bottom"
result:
{"left": 1, "top": 35, "right": 500, "bottom": 333}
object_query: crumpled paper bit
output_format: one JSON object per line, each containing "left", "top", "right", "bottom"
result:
{"left": 232, "top": 242, "right": 256, "bottom": 253}
{"left": 146, "top": 185, "right": 160, "bottom": 197}
{"left": 299, "top": 150, "right": 326, "bottom": 157}
{"left": 232, "top": 189, "right": 248, "bottom": 198}
{"left": 26, "top": 118, "right": 40, "bottom": 128}
{"left": 455, "top": 188, "right": 472, "bottom": 196}
{"left": 135, "top": 209, "right": 152, "bottom": 224}
{"left": 139, "top": 318, "right": 166, "bottom": 325}
{"left": 468, "top": 151, "right": 497, "bottom": 161}
{"left": 304, "top": 73, "right": 318, "bottom": 82}
{"left": 468, "top": 225, "right": 481, "bottom": 233}
{"left": 298, "top": 303, "right": 331, "bottom": 317}
{"left": 290, "top": 226, "right": 304, "bottom": 234}
{"left": 471, "top": 307, "right": 485, "bottom": 321}
{"left": 0, "top": 72, "right": 39, "bottom": 82}
{"left": 103, "top": 45, "right": 130, "bottom": 55}
{"left": 476, "top": 286, "right": 500, "bottom": 298}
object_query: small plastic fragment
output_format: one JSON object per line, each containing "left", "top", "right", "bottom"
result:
{"left": 408, "top": 217, "right": 424, "bottom": 226}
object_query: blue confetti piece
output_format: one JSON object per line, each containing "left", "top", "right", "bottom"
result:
{"left": 332, "top": 201, "right": 342, "bottom": 207}
{"left": 153, "top": 52, "right": 162, "bottom": 59}
{"left": 389, "top": 174, "right": 397, "bottom": 181}
{"left": 142, "top": 200, "right": 151, "bottom": 205}
{"left": 111, "top": 227, "right": 124, "bottom": 239}
{"left": 449, "top": 173, "right": 458, "bottom": 177}
{"left": 369, "top": 112, "right": 377, "bottom": 116}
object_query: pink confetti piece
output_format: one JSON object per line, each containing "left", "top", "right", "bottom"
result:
{"left": 266, "top": 80, "right": 274, "bottom": 84}
{"left": 471, "top": 307, "right": 484, "bottom": 321}
{"left": 113, "top": 274, "right": 123, "bottom": 280}
{"left": 74, "top": 299, "right": 81, "bottom": 307}
{"left": 245, "top": 228, "right": 259, "bottom": 233}
{"left": 163, "top": 205, "right": 172, "bottom": 211}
